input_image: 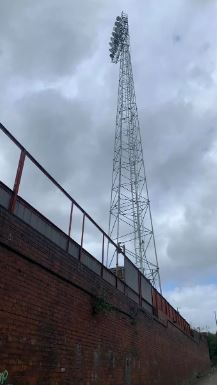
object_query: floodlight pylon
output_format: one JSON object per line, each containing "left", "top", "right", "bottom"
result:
{"left": 107, "top": 12, "right": 162, "bottom": 293}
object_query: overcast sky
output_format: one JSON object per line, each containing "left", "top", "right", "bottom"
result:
{"left": 0, "top": 0, "right": 217, "bottom": 332}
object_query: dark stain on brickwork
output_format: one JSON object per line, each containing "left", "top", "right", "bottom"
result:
{"left": 125, "top": 356, "right": 132, "bottom": 385}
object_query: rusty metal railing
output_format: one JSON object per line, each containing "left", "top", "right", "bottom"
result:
{"left": 0, "top": 122, "right": 151, "bottom": 308}
{"left": 0, "top": 122, "right": 195, "bottom": 338}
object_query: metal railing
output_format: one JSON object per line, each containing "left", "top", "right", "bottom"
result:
{"left": 0, "top": 122, "right": 198, "bottom": 339}
{"left": 0, "top": 122, "right": 153, "bottom": 309}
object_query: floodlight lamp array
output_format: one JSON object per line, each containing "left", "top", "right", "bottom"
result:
{"left": 109, "top": 13, "right": 128, "bottom": 63}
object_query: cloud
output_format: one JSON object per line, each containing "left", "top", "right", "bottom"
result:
{"left": 0, "top": 0, "right": 217, "bottom": 329}
{"left": 0, "top": 0, "right": 104, "bottom": 81}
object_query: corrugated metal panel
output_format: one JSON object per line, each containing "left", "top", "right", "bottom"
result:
{"left": 103, "top": 268, "right": 116, "bottom": 287}
{"left": 30, "top": 210, "right": 46, "bottom": 233}
{"left": 126, "top": 286, "right": 139, "bottom": 304}
{"left": 15, "top": 201, "right": 28, "bottom": 221}
{"left": 22, "top": 203, "right": 32, "bottom": 223}
{"left": 14, "top": 198, "right": 81, "bottom": 261}
{"left": 15, "top": 200, "right": 67, "bottom": 251}
{"left": 152, "top": 290, "right": 159, "bottom": 316}
{"left": 81, "top": 251, "right": 101, "bottom": 275}
{"left": 141, "top": 275, "right": 152, "bottom": 305}
{"left": 142, "top": 299, "right": 152, "bottom": 314}
{"left": 125, "top": 257, "right": 139, "bottom": 293}
{"left": 68, "top": 240, "right": 79, "bottom": 259}
{"left": 0, "top": 185, "right": 11, "bottom": 208}
{"left": 117, "top": 279, "right": 125, "bottom": 293}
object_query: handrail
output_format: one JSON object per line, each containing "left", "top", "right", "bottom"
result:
{"left": 0, "top": 122, "right": 194, "bottom": 337}
{"left": 0, "top": 122, "right": 122, "bottom": 254}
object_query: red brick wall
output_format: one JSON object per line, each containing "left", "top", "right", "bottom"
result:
{"left": 0, "top": 207, "right": 210, "bottom": 385}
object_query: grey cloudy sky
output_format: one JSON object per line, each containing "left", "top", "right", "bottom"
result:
{"left": 0, "top": 0, "right": 217, "bottom": 331}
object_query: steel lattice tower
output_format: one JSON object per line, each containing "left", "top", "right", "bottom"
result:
{"left": 107, "top": 12, "right": 162, "bottom": 292}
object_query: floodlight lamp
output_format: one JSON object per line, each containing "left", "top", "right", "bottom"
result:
{"left": 113, "top": 34, "right": 119, "bottom": 43}
{"left": 114, "top": 25, "right": 121, "bottom": 34}
{"left": 114, "top": 29, "right": 120, "bottom": 35}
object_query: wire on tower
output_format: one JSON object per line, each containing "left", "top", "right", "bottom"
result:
{"left": 107, "top": 12, "right": 162, "bottom": 293}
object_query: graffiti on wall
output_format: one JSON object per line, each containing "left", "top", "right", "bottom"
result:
{"left": 0, "top": 370, "right": 8, "bottom": 385}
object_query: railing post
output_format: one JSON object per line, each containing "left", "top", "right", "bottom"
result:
{"left": 67, "top": 201, "right": 74, "bottom": 252}
{"left": 115, "top": 245, "right": 121, "bottom": 288}
{"left": 154, "top": 289, "right": 159, "bottom": 317}
{"left": 9, "top": 149, "right": 26, "bottom": 213}
{"left": 138, "top": 272, "right": 142, "bottom": 307}
{"left": 123, "top": 254, "right": 126, "bottom": 294}
{"left": 116, "top": 244, "right": 120, "bottom": 277}
{"left": 101, "top": 234, "right": 105, "bottom": 277}
{"left": 79, "top": 214, "right": 85, "bottom": 261}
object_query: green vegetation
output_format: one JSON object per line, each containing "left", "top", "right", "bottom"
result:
{"left": 207, "top": 333, "right": 217, "bottom": 363}
{"left": 92, "top": 296, "right": 113, "bottom": 315}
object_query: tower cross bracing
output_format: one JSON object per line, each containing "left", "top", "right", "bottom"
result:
{"left": 107, "top": 12, "right": 162, "bottom": 292}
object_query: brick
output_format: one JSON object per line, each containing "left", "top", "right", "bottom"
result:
{"left": 0, "top": 206, "right": 210, "bottom": 385}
